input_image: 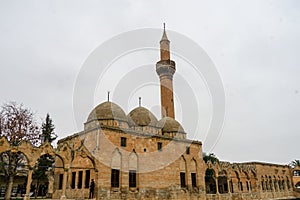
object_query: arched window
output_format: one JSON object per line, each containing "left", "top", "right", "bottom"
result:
{"left": 218, "top": 171, "right": 228, "bottom": 194}
{"left": 190, "top": 159, "right": 197, "bottom": 188}
{"left": 129, "top": 151, "right": 138, "bottom": 188}
{"left": 111, "top": 149, "right": 121, "bottom": 188}
{"left": 179, "top": 157, "right": 187, "bottom": 188}
{"left": 269, "top": 176, "right": 273, "bottom": 191}
{"left": 265, "top": 176, "right": 269, "bottom": 191}
{"left": 205, "top": 169, "right": 216, "bottom": 194}
{"left": 250, "top": 171, "right": 256, "bottom": 192}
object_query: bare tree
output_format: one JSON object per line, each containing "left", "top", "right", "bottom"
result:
{"left": 0, "top": 102, "right": 41, "bottom": 200}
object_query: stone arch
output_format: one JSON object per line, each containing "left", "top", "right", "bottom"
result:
{"left": 34, "top": 142, "right": 67, "bottom": 169}
{"left": 239, "top": 171, "right": 249, "bottom": 192}
{"left": 67, "top": 148, "right": 96, "bottom": 190}
{"left": 0, "top": 149, "right": 29, "bottom": 166}
{"left": 231, "top": 171, "right": 240, "bottom": 193}
{"left": 32, "top": 153, "right": 58, "bottom": 197}
{"left": 0, "top": 149, "right": 30, "bottom": 199}
{"left": 0, "top": 137, "right": 70, "bottom": 199}
{"left": 205, "top": 168, "right": 216, "bottom": 194}
{"left": 12, "top": 140, "right": 40, "bottom": 167}
{"left": 74, "top": 145, "right": 97, "bottom": 169}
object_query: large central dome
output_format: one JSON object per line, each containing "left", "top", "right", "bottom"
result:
{"left": 87, "top": 101, "right": 127, "bottom": 122}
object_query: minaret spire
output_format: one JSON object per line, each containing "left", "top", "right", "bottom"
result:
{"left": 160, "top": 23, "right": 170, "bottom": 61}
{"left": 156, "top": 24, "right": 176, "bottom": 119}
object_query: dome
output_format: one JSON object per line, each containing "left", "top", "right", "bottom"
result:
{"left": 87, "top": 101, "right": 127, "bottom": 122}
{"left": 127, "top": 107, "right": 158, "bottom": 127}
{"left": 156, "top": 117, "right": 185, "bottom": 133}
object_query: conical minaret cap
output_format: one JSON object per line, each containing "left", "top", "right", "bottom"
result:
{"left": 160, "top": 23, "right": 169, "bottom": 42}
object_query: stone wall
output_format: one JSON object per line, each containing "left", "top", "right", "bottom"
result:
{"left": 52, "top": 128, "right": 297, "bottom": 200}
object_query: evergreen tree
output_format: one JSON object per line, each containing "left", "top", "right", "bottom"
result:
{"left": 41, "top": 113, "right": 57, "bottom": 143}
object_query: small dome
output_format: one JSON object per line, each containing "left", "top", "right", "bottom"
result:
{"left": 127, "top": 107, "right": 158, "bottom": 127}
{"left": 87, "top": 101, "right": 127, "bottom": 122}
{"left": 157, "top": 117, "right": 185, "bottom": 133}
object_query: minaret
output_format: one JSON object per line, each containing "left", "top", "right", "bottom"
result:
{"left": 156, "top": 24, "right": 176, "bottom": 118}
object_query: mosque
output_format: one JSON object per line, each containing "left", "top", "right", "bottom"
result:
{"left": 50, "top": 27, "right": 296, "bottom": 200}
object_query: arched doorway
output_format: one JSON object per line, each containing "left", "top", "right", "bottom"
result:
{"left": 32, "top": 154, "right": 55, "bottom": 198}
{"left": 0, "top": 150, "right": 29, "bottom": 198}
{"left": 32, "top": 152, "right": 65, "bottom": 199}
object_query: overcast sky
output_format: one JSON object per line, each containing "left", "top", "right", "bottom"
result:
{"left": 0, "top": 0, "right": 299, "bottom": 165}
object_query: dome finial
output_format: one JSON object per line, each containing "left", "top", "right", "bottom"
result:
{"left": 139, "top": 97, "right": 141, "bottom": 107}
{"left": 107, "top": 91, "right": 110, "bottom": 102}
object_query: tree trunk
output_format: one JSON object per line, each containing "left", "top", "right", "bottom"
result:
{"left": 5, "top": 175, "right": 14, "bottom": 200}
{"left": 35, "top": 182, "right": 39, "bottom": 198}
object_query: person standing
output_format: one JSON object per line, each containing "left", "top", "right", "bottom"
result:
{"left": 89, "top": 179, "right": 95, "bottom": 199}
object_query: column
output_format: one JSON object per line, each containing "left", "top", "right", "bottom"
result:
{"left": 94, "top": 169, "right": 98, "bottom": 199}
{"left": 83, "top": 170, "right": 86, "bottom": 189}
{"left": 23, "top": 167, "right": 33, "bottom": 200}
{"left": 216, "top": 176, "right": 219, "bottom": 194}
{"left": 67, "top": 169, "right": 72, "bottom": 189}
{"left": 60, "top": 168, "right": 69, "bottom": 200}
{"left": 228, "top": 180, "right": 231, "bottom": 193}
